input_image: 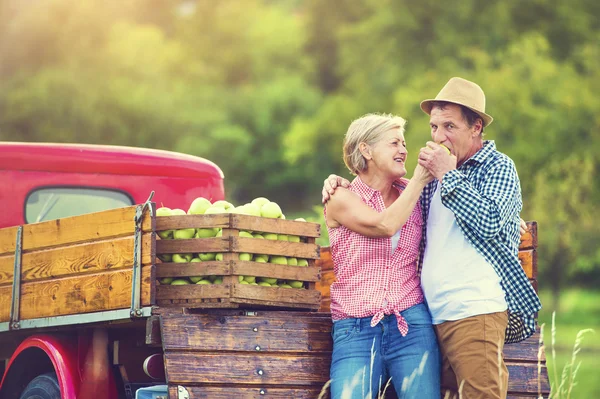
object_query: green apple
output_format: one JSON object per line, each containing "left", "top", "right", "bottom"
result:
{"left": 263, "top": 232, "right": 278, "bottom": 240}
{"left": 239, "top": 253, "right": 253, "bottom": 261}
{"left": 252, "top": 233, "right": 264, "bottom": 239}
{"left": 172, "top": 253, "right": 193, "bottom": 263}
{"left": 231, "top": 205, "right": 250, "bottom": 215}
{"left": 297, "top": 259, "right": 309, "bottom": 267}
{"left": 195, "top": 227, "right": 219, "bottom": 238}
{"left": 211, "top": 200, "right": 234, "bottom": 211}
{"left": 258, "top": 282, "right": 272, "bottom": 287}
{"left": 187, "top": 197, "right": 212, "bottom": 215}
{"left": 260, "top": 202, "right": 282, "bottom": 218}
{"left": 172, "top": 208, "right": 194, "bottom": 239}
{"left": 189, "top": 276, "right": 204, "bottom": 283}
{"left": 288, "top": 235, "right": 300, "bottom": 243}
{"left": 277, "top": 234, "right": 288, "bottom": 241}
{"left": 216, "top": 229, "right": 223, "bottom": 237}
{"left": 287, "top": 257, "right": 298, "bottom": 266}
{"left": 159, "top": 277, "right": 174, "bottom": 285}
{"left": 260, "top": 277, "right": 278, "bottom": 285}
{"left": 158, "top": 254, "right": 172, "bottom": 262}
{"left": 198, "top": 252, "right": 216, "bottom": 261}
{"left": 213, "top": 278, "right": 223, "bottom": 284}
{"left": 270, "top": 256, "right": 288, "bottom": 265}
{"left": 243, "top": 276, "right": 256, "bottom": 284}
{"left": 205, "top": 206, "right": 227, "bottom": 215}
{"left": 196, "top": 279, "right": 212, "bottom": 285}
{"left": 294, "top": 218, "right": 307, "bottom": 222}
{"left": 279, "top": 283, "right": 292, "bottom": 288}
{"left": 254, "top": 254, "right": 269, "bottom": 263}
{"left": 170, "top": 279, "right": 191, "bottom": 285}
{"left": 250, "top": 282, "right": 258, "bottom": 286}
{"left": 240, "top": 280, "right": 250, "bottom": 285}
{"left": 251, "top": 197, "right": 270, "bottom": 208}
{"left": 244, "top": 203, "right": 261, "bottom": 216}
{"left": 190, "top": 257, "right": 202, "bottom": 262}
{"left": 239, "top": 231, "right": 253, "bottom": 238}
{"left": 215, "top": 253, "right": 223, "bottom": 261}
{"left": 156, "top": 207, "right": 174, "bottom": 239}
{"left": 288, "top": 280, "right": 304, "bottom": 288}
{"left": 238, "top": 275, "right": 245, "bottom": 283}
{"left": 280, "top": 214, "right": 286, "bottom": 219}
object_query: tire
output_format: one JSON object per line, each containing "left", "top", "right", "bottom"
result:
{"left": 19, "top": 372, "right": 61, "bottom": 399}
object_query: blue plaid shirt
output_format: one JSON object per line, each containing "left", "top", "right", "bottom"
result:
{"left": 417, "top": 140, "right": 542, "bottom": 343}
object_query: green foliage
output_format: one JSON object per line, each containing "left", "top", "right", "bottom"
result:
{"left": 0, "top": 0, "right": 599, "bottom": 287}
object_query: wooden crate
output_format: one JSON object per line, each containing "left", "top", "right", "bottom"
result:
{"left": 0, "top": 206, "right": 155, "bottom": 324}
{"left": 156, "top": 308, "right": 333, "bottom": 398}
{"left": 154, "top": 213, "right": 322, "bottom": 310}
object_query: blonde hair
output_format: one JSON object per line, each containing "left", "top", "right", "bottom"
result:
{"left": 343, "top": 113, "right": 407, "bottom": 175}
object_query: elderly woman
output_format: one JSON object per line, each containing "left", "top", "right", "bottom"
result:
{"left": 325, "top": 113, "right": 440, "bottom": 399}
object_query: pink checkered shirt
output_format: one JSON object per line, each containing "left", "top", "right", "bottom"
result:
{"left": 326, "top": 176, "right": 425, "bottom": 336}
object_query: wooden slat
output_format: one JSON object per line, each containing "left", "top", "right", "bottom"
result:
{"left": 0, "top": 266, "right": 153, "bottom": 322}
{"left": 230, "top": 215, "right": 321, "bottom": 238}
{"left": 505, "top": 362, "right": 550, "bottom": 395}
{"left": 0, "top": 205, "right": 153, "bottom": 256}
{"left": 519, "top": 221, "right": 537, "bottom": 250}
{"left": 232, "top": 284, "right": 321, "bottom": 307}
{"left": 164, "top": 352, "right": 331, "bottom": 385}
{"left": 160, "top": 312, "right": 333, "bottom": 352}
{"left": 0, "top": 234, "right": 153, "bottom": 286}
{"left": 168, "top": 386, "right": 325, "bottom": 399}
{"left": 233, "top": 237, "right": 321, "bottom": 259}
{"left": 519, "top": 249, "right": 534, "bottom": 279}
{"left": 155, "top": 237, "right": 230, "bottom": 254}
{"left": 155, "top": 284, "right": 231, "bottom": 301}
{"left": 155, "top": 214, "right": 231, "bottom": 230}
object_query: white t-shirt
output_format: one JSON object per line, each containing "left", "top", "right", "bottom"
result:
{"left": 421, "top": 183, "right": 507, "bottom": 324}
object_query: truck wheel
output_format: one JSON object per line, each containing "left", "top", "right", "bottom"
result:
{"left": 19, "top": 372, "right": 60, "bottom": 399}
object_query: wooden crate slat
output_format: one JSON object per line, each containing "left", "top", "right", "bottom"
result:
{"left": 155, "top": 214, "right": 231, "bottom": 230}
{"left": 505, "top": 362, "right": 550, "bottom": 395}
{"left": 164, "top": 352, "right": 331, "bottom": 385}
{"left": 0, "top": 234, "right": 153, "bottom": 286}
{"left": 231, "top": 214, "right": 321, "bottom": 238}
{"left": 519, "top": 249, "right": 534, "bottom": 279}
{"left": 232, "top": 284, "right": 321, "bottom": 305}
{"left": 167, "top": 386, "right": 325, "bottom": 399}
{"left": 519, "top": 222, "right": 537, "bottom": 250}
{"left": 160, "top": 312, "right": 333, "bottom": 352}
{"left": 155, "top": 262, "right": 231, "bottom": 278}
{"left": 155, "top": 284, "right": 231, "bottom": 301}
{"left": 0, "top": 205, "right": 153, "bottom": 257}
{"left": 155, "top": 237, "right": 230, "bottom": 255}
{"left": 503, "top": 330, "right": 546, "bottom": 361}
{"left": 232, "top": 261, "right": 320, "bottom": 282}
{"left": 233, "top": 237, "right": 320, "bottom": 259}
{"left": 0, "top": 266, "right": 153, "bottom": 322}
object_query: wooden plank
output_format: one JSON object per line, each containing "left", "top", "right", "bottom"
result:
{"left": 0, "top": 234, "right": 153, "bottom": 286}
{"left": 232, "top": 284, "right": 321, "bottom": 307}
{"left": 160, "top": 312, "right": 333, "bottom": 352}
{"left": 164, "top": 352, "right": 331, "bottom": 385}
{"left": 503, "top": 329, "right": 546, "bottom": 362}
{"left": 0, "top": 205, "right": 153, "bottom": 256}
{"left": 505, "top": 362, "right": 550, "bottom": 395}
{"left": 519, "top": 249, "right": 534, "bottom": 279}
{"left": 155, "top": 214, "right": 231, "bottom": 230}
{"left": 155, "top": 284, "right": 231, "bottom": 301}
{"left": 231, "top": 215, "right": 321, "bottom": 238}
{"left": 145, "top": 315, "right": 162, "bottom": 347}
{"left": 167, "top": 386, "right": 325, "bottom": 399}
{"left": 155, "top": 237, "right": 230, "bottom": 255}
{"left": 233, "top": 237, "right": 321, "bottom": 259}
{"left": 0, "top": 266, "right": 153, "bottom": 322}
{"left": 155, "top": 262, "right": 232, "bottom": 279}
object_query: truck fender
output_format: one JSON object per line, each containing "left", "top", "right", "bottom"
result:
{"left": 0, "top": 334, "right": 78, "bottom": 399}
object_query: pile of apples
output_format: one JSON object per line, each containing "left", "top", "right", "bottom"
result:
{"left": 156, "top": 196, "right": 309, "bottom": 289}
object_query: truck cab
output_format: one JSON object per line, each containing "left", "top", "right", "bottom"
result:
{"left": 0, "top": 142, "right": 225, "bottom": 228}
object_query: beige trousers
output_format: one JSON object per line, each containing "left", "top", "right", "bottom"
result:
{"left": 434, "top": 311, "right": 509, "bottom": 399}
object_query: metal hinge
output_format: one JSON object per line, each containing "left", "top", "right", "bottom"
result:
{"left": 131, "top": 191, "right": 155, "bottom": 318}
{"left": 9, "top": 226, "right": 23, "bottom": 330}
{"left": 177, "top": 385, "right": 190, "bottom": 399}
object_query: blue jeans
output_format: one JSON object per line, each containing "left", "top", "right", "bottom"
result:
{"left": 330, "top": 303, "right": 441, "bottom": 399}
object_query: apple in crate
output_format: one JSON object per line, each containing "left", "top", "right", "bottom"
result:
{"left": 170, "top": 279, "right": 191, "bottom": 285}
{"left": 187, "top": 197, "right": 212, "bottom": 215}
{"left": 260, "top": 202, "right": 282, "bottom": 218}
{"left": 156, "top": 207, "right": 174, "bottom": 239}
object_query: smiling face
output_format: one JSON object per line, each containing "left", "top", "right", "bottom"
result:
{"left": 429, "top": 103, "right": 483, "bottom": 166}
{"left": 364, "top": 127, "right": 408, "bottom": 179}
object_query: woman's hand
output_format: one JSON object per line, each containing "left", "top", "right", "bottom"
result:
{"left": 322, "top": 174, "right": 351, "bottom": 203}
{"left": 413, "top": 163, "right": 435, "bottom": 186}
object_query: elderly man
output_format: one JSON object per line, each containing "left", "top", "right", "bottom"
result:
{"left": 322, "top": 77, "right": 541, "bottom": 399}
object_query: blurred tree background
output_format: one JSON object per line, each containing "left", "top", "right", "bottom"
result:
{"left": 0, "top": 0, "right": 599, "bottom": 303}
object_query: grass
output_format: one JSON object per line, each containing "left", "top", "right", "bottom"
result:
{"left": 538, "top": 288, "right": 600, "bottom": 399}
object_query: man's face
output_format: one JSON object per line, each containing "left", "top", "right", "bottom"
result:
{"left": 429, "top": 103, "right": 481, "bottom": 166}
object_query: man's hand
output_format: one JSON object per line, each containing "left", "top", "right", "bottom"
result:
{"left": 418, "top": 141, "right": 457, "bottom": 181}
{"left": 322, "top": 174, "right": 351, "bottom": 204}
{"left": 520, "top": 218, "right": 528, "bottom": 236}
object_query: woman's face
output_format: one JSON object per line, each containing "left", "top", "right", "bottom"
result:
{"left": 368, "top": 128, "right": 408, "bottom": 179}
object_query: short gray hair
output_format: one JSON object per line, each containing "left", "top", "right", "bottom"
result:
{"left": 343, "top": 113, "right": 406, "bottom": 175}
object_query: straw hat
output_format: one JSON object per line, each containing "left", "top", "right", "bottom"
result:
{"left": 420, "top": 77, "right": 493, "bottom": 127}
